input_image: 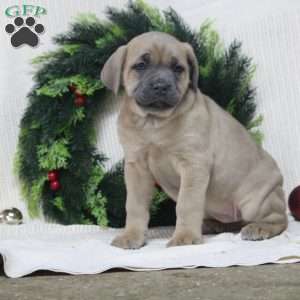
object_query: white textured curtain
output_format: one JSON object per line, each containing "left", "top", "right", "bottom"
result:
{"left": 1, "top": 0, "right": 300, "bottom": 222}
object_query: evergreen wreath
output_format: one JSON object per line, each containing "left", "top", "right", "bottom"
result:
{"left": 15, "top": 0, "right": 263, "bottom": 227}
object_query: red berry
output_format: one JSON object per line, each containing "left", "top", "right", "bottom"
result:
{"left": 68, "top": 85, "right": 76, "bottom": 93}
{"left": 50, "top": 180, "right": 61, "bottom": 191}
{"left": 289, "top": 186, "right": 300, "bottom": 221}
{"left": 48, "top": 170, "right": 59, "bottom": 182}
{"left": 74, "top": 95, "right": 86, "bottom": 107}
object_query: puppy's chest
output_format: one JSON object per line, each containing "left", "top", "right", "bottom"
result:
{"left": 147, "top": 145, "right": 180, "bottom": 192}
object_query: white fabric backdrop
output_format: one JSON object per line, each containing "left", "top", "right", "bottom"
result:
{"left": 1, "top": 0, "right": 300, "bottom": 222}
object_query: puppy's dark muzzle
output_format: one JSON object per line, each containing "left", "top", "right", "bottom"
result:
{"left": 137, "top": 99, "right": 175, "bottom": 109}
{"left": 136, "top": 95, "right": 176, "bottom": 109}
{"left": 136, "top": 79, "right": 178, "bottom": 109}
{"left": 151, "top": 80, "right": 172, "bottom": 97}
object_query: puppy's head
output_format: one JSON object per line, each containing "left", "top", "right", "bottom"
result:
{"left": 101, "top": 32, "right": 198, "bottom": 117}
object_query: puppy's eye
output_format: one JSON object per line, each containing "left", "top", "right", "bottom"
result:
{"left": 133, "top": 62, "right": 147, "bottom": 71}
{"left": 173, "top": 64, "right": 184, "bottom": 74}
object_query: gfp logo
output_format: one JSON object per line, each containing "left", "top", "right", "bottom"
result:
{"left": 4, "top": 5, "right": 46, "bottom": 48}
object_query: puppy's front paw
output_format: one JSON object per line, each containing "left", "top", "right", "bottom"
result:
{"left": 167, "top": 230, "right": 202, "bottom": 247}
{"left": 241, "top": 223, "right": 274, "bottom": 241}
{"left": 111, "top": 230, "right": 145, "bottom": 249}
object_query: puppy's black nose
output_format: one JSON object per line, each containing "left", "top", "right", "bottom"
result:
{"left": 151, "top": 80, "right": 171, "bottom": 96}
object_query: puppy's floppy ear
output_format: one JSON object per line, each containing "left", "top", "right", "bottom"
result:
{"left": 100, "top": 45, "right": 127, "bottom": 95}
{"left": 183, "top": 43, "right": 199, "bottom": 91}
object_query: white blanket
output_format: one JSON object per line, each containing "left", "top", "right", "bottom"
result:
{"left": 1, "top": 217, "right": 300, "bottom": 278}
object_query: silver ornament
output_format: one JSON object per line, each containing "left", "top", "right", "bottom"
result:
{"left": 0, "top": 208, "right": 23, "bottom": 225}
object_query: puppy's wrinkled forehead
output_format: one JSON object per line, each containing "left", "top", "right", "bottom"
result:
{"left": 126, "top": 32, "right": 186, "bottom": 66}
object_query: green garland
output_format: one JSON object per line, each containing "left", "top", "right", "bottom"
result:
{"left": 15, "top": 0, "right": 262, "bottom": 227}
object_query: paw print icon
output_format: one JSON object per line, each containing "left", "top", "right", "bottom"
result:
{"left": 5, "top": 16, "right": 44, "bottom": 47}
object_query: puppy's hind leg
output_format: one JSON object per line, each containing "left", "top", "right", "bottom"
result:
{"left": 240, "top": 186, "right": 288, "bottom": 241}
